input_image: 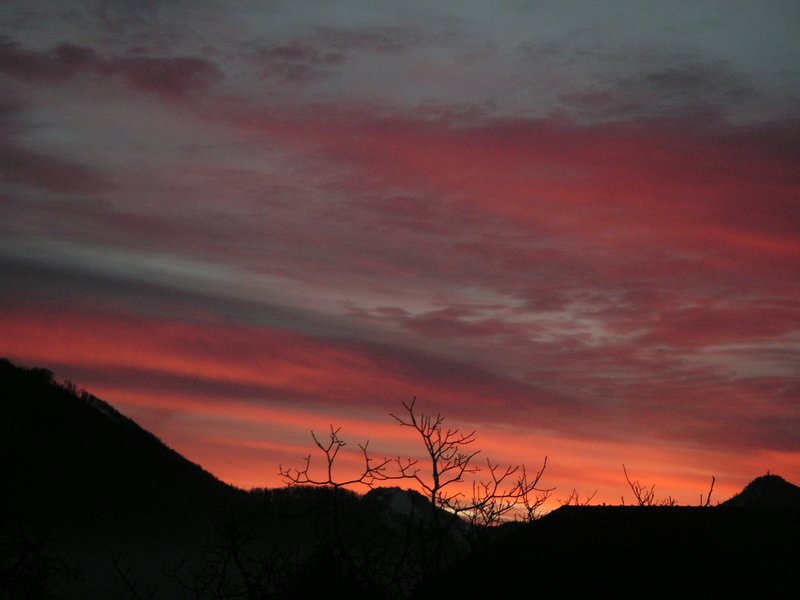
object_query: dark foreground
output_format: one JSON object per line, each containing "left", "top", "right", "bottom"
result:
{"left": 422, "top": 504, "right": 800, "bottom": 598}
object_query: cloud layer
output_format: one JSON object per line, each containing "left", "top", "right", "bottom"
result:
{"left": 1, "top": 1, "right": 798, "bottom": 505}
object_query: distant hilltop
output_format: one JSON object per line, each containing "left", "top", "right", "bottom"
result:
{"left": 721, "top": 473, "right": 800, "bottom": 508}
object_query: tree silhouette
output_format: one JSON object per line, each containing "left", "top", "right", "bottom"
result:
{"left": 390, "top": 398, "right": 551, "bottom": 525}
{"left": 278, "top": 398, "right": 552, "bottom": 595}
{"left": 280, "top": 398, "right": 551, "bottom": 524}
{"left": 278, "top": 425, "right": 407, "bottom": 490}
{"left": 622, "top": 464, "right": 677, "bottom": 506}
{"left": 560, "top": 488, "right": 598, "bottom": 506}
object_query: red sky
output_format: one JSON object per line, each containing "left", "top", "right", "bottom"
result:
{"left": 1, "top": 1, "right": 798, "bottom": 508}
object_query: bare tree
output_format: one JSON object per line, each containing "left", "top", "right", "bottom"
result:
{"left": 390, "top": 399, "right": 479, "bottom": 509}
{"left": 278, "top": 399, "right": 552, "bottom": 596}
{"left": 278, "top": 425, "right": 410, "bottom": 490}
{"left": 281, "top": 400, "right": 552, "bottom": 525}
{"left": 516, "top": 461, "right": 554, "bottom": 521}
{"left": 278, "top": 426, "right": 417, "bottom": 595}
{"left": 622, "top": 464, "right": 677, "bottom": 506}
{"left": 700, "top": 475, "right": 716, "bottom": 507}
{"left": 390, "top": 398, "right": 552, "bottom": 524}
{"left": 559, "top": 488, "right": 597, "bottom": 507}
{"left": 466, "top": 459, "right": 553, "bottom": 525}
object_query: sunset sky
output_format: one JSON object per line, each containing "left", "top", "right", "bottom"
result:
{"left": 1, "top": 1, "right": 798, "bottom": 507}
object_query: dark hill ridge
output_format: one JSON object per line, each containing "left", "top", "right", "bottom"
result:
{"left": 0, "top": 357, "right": 236, "bottom": 533}
{"left": 0, "top": 358, "right": 247, "bottom": 597}
{"left": 721, "top": 473, "right": 800, "bottom": 508}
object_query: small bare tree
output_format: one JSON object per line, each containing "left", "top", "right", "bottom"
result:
{"left": 278, "top": 399, "right": 552, "bottom": 595}
{"left": 517, "top": 462, "right": 554, "bottom": 520}
{"left": 385, "top": 398, "right": 550, "bottom": 583}
{"left": 278, "top": 425, "right": 416, "bottom": 595}
{"left": 390, "top": 398, "right": 552, "bottom": 524}
{"left": 278, "top": 425, "right": 408, "bottom": 490}
{"left": 559, "top": 488, "right": 597, "bottom": 507}
{"left": 280, "top": 400, "right": 551, "bottom": 524}
{"left": 700, "top": 475, "right": 716, "bottom": 507}
{"left": 622, "top": 465, "right": 677, "bottom": 506}
{"left": 390, "top": 399, "right": 479, "bottom": 509}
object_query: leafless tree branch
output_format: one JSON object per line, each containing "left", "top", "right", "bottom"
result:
{"left": 560, "top": 487, "right": 597, "bottom": 507}
{"left": 701, "top": 475, "right": 716, "bottom": 507}
{"left": 622, "top": 464, "right": 677, "bottom": 506}
{"left": 278, "top": 425, "right": 406, "bottom": 490}
{"left": 392, "top": 398, "right": 550, "bottom": 524}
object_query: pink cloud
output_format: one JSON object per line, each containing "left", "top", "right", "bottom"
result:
{"left": 226, "top": 107, "right": 798, "bottom": 272}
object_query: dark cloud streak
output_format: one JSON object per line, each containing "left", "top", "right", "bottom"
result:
{"left": 0, "top": 37, "right": 222, "bottom": 97}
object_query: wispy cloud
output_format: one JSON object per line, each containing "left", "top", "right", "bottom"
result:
{"left": 0, "top": 1, "right": 798, "bottom": 502}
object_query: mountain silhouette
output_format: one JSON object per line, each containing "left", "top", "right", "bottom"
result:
{"left": 1, "top": 358, "right": 247, "bottom": 597}
{"left": 0, "top": 358, "right": 235, "bottom": 530}
{"left": 721, "top": 473, "right": 800, "bottom": 508}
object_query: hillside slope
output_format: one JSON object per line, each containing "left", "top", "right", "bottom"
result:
{"left": 0, "top": 358, "right": 243, "bottom": 598}
{"left": 0, "top": 358, "right": 236, "bottom": 532}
